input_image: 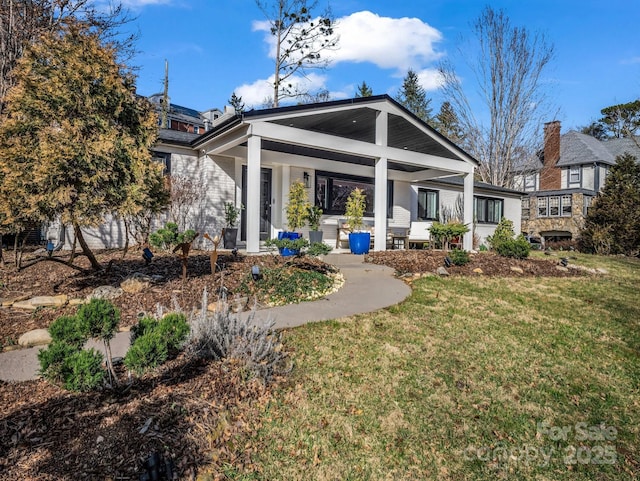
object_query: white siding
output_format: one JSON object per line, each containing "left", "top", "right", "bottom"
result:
{"left": 561, "top": 168, "right": 568, "bottom": 187}
{"left": 582, "top": 165, "right": 595, "bottom": 190}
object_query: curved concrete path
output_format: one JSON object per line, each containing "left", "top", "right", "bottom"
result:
{"left": 0, "top": 254, "right": 411, "bottom": 382}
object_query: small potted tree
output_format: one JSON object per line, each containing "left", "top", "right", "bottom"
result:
{"left": 345, "top": 187, "right": 370, "bottom": 254}
{"left": 222, "top": 202, "right": 242, "bottom": 249}
{"left": 275, "top": 180, "right": 310, "bottom": 256}
{"left": 306, "top": 205, "right": 323, "bottom": 244}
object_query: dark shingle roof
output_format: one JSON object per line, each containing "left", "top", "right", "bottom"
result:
{"left": 430, "top": 176, "right": 522, "bottom": 196}
{"left": 557, "top": 131, "right": 616, "bottom": 167}
{"left": 604, "top": 137, "right": 640, "bottom": 161}
{"left": 157, "top": 129, "right": 199, "bottom": 146}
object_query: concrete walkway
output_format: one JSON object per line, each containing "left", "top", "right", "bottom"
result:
{"left": 0, "top": 254, "right": 411, "bottom": 382}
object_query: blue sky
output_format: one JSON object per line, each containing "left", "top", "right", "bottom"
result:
{"left": 126, "top": 0, "right": 640, "bottom": 131}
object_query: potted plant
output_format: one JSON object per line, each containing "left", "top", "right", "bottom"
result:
{"left": 222, "top": 202, "right": 242, "bottom": 249}
{"left": 345, "top": 187, "right": 370, "bottom": 254}
{"left": 274, "top": 180, "right": 310, "bottom": 256}
{"left": 306, "top": 205, "right": 323, "bottom": 244}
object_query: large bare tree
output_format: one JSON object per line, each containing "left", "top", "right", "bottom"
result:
{"left": 255, "top": 0, "right": 337, "bottom": 107}
{"left": 439, "top": 6, "right": 556, "bottom": 188}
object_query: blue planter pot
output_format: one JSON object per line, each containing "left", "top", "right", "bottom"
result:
{"left": 349, "top": 232, "right": 371, "bottom": 255}
{"left": 278, "top": 231, "right": 301, "bottom": 256}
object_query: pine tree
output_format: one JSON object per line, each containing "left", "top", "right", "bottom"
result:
{"left": 0, "top": 21, "right": 160, "bottom": 270}
{"left": 579, "top": 154, "right": 640, "bottom": 255}
{"left": 396, "top": 69, "right": 432, "bottom": 123}
{"left": 229, "top": 92, "right": 245, "bottom": 114}
{"left": 355, "top": 81, "right": 372, "bottom": 98}
{"left": 434, "top": 101, "right": 464, "bottom": 143}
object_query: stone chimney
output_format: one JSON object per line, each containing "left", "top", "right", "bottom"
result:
{"left": 539, "top": 120, "right": 561, "bottom": 190}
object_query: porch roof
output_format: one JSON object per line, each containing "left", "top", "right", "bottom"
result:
{"left": 194, "top": 95, "right": 478, "bottom": 179}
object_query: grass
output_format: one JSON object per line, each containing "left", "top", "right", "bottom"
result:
{"left": 210, "top": 253, "right": 640, "bottom": 480}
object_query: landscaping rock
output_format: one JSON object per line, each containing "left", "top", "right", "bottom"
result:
{"left": 1, "top": 293, "right": 30, "bottom": 308}
{"left": 510, "top": 266, "right": 524, "bottom": 274}
{"left": 436, "top": 266, "right": 449, "bottom": 276}
{"left": 596, "top": 267, "right": 609, "bottom": 275}
{"left": 18, "top": 329, "right": 52, "bottom": 347}
{"left": 120, "top": 273, "right": 153, "bottom": 294}
{"left": 90, "top": 286, "right": 123, "bottom": 300}
{"left": 12, "top": 295, "right": 68, "bottom": 310}
{"left": 555, "top": 265, "right": 569, "bottom": 272}
{"left": 473, "top": 268, "right": 484, "bottom": 274}
{"left": 68, "top": 298, "right": 86, "bottom": 306}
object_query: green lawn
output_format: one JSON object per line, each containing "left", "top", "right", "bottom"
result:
{"left": 219, "top": 253, "right": 640, "bottom": 480}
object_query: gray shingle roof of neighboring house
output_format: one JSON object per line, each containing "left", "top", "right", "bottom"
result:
{"left": 557, "top": 131, "right": 617, "bottom": 167}
{"left": 157, "top": 128, "right": 199, "bottom": 146}
{"left": 604, "top": 137, "right": 640, "bottom": 161}
{"left": 431, "top": 176, "right": 523, "bottom": 196}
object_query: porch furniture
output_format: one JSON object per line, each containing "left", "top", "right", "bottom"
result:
{"left": 407, "top": 221, "right": 432, "bottom": 249}
{"left": 336, "top": 219, "right": 397, "bottom": 249}
{"left": 391, "top": 233, "right": 410, "bottom": 250}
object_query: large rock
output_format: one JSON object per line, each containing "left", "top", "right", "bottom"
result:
{"left": 510, "top": 266, "right": 524, "bottom": 274}
{"left": 90, "top": 286, "right": 123, "bottom": 300}
{"left": 436, "top": 266, "right": 450, "bottom": 276}
{"left": 473, "top": 268, "right": 484, "bottom": 274}
{"left": 12, "top": 295, "right": 68, "bottom": 310}
{"left": 18, "top": 329, "right": 52, "bottom": 347}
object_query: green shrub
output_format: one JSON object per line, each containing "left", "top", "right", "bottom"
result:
{"left": 158, "top": 313, "right": 190, "bottom": 351}
{"left": 130, "top": 315, "right": 158, "bottom": 342}
{"left": 48, "top": 315, "right": 87, "bottom": 349}
{"left": 487, "top": 218, "right": 530, "bottom": 259}
{"left": 429, "top": 221, "right": 469, "bottom": 249}
{"left": 307, "top": 242, "right": 332, "bottom": 256}
{"left": 38, "top": 341, "right": 78, "bottom": 383}
{"left": 149, "top": 222, "right": 180, "bottom": 251}
{"left": 77, "top": 298, "right": 120, "bottom": 342}
{"left": 449, "top": 248, "right": 470, "bottom": 266}
{"left": 63, "top": 349, "right": 106, "bottom": 392}
{"left": 494, "top": 235, "right": 531, "bottom": 259}
{"left": 124, "top": 331, "right": 169, "bottom": 375}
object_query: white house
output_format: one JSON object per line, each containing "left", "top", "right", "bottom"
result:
{"left": 50, "top": 95, "right": 522, "bottom": 252}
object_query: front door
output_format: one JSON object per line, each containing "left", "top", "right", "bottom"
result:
{"left": 241, "top": 166, "right": 272, "bottom": 241}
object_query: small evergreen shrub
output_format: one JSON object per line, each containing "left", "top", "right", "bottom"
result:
{"left": 124, "top": 331, "right": 169, "bottom": 375}
{"left": 38, "top": 341, "right": 78, "bottom": 383}
{"left": 494, "top": 235, "right": 531, "bottom": 259}
{"left": 307, "top": 241, "right": 332, "bottom": 256}
{"left": 158, "top": 313, "right": 190, "bottom": 351}
{"left": 450, "top": 248, "right": 470, "bottom": 266}
{"left": 63, "top": 349, "right": 106, "bottom": 392}
{"left": 149, "top": 222, "right": 198, "bottom": 251}
{"left": 77, "top": 298, "right": 120, "bottom": 342}
{"left": 48, "top": 315, "right": 87, "bottom": 348}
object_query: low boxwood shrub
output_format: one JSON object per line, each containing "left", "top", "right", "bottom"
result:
{"left": 124, "top": 331, "right": 169, "bottom": 375}
{"left": 495, "top": 235, "right": 531, "bottom": 259}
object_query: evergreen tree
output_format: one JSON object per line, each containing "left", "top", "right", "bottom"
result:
{"left": 580, "top": 121, "right": 608, "bottom": 141}
{"left": 0, "top": 21, "right": 160, "bottom": 270}
{"left": 579, "top": 153, "right": 640, "bottom": 255}
{"left": 396, "top": 69, "right": 432, "bottom": 123}
{"left": 434, "top": 101, "right": 464, "bottom": 143}
{"left": 229, "top": 92, "right": 245, "bottom": 114}
{"left": 598, "top": 100, "right": 640, "bottom": 139}
{"left": 355, "top": 81, "right": 372, "bottom": 98}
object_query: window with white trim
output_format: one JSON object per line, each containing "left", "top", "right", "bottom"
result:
{"left": 569, "top": 166, "right": 581, "bottom": 184}
{"left": 583, "top": 195, "right": 593, "bottom": 216}
{"left": 521, "top": 198, "right": 530, "bottom": 219}
{"left": 561, "top": 195, "right": 572, "bottom": 216}
{"left": 549, "top": 196, "right": 560, "bottom": 216}
{"left": 537, "top": 197, "right": 548, "bottom": 217}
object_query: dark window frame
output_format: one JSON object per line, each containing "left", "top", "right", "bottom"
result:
{"left": 474, "top": 196, "right": 504, "bottom": 224}
{"left": 151, "top": 151, "right": 171, "bottom": 175}
{"left": 314, "top": 170, "right": 393, "bottom": 217}
{"left": 417, "top": 188, "right": 439, "bottom": 221}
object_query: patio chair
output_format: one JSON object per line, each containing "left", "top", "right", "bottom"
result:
{"left": 407, "top": 221, "right": 432, "bottom": 249}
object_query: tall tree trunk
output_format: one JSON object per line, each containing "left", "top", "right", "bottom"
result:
{"left": 73, "top": 222, "right": 101, "bottom": 270}
{"left": 0, "top": 234, "right": 4, "bottom": 267}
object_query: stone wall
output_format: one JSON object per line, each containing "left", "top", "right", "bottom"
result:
{"left": 521, "top": 192, "right": 586, "bottom": 239}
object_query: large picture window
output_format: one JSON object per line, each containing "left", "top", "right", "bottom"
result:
{"left": 417, "top": 189, "right": 439, "bottom": 220}
{"left": 475, "top": 196, "right": 503, "bottom": 224}
{"left": 315, "top": 171, "right": 393, "bottom": 217}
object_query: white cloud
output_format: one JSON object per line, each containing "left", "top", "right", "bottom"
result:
{"left": 235, "top": 73, "right": 329, "bottom": 108}
{"left": 332, "top": 11, "right": 443, "bottom": 71}
{"left": 416, "top": 68, "right": 445, "bottom": 92}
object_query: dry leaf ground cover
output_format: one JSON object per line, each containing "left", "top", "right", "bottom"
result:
{"left": 222, "top": 253, "right": 640, "bottom": 480}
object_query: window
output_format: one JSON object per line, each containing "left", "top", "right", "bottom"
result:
{"left": 583, "top": 195, "right": 593, "bottom": 216}
{"left": 569, "top": 166, "right": 581, "bottom": 184}
{"left": 524, "top": 174, "right": 536, "bottom": 191}
{"left": 475, "top": 196, "right": 503, "bottom": 224}
{"left": 315, "top": 171, "right": 393, "bottom": 217}
{"left": 561, "top": 195, "right": 572, "bottom": 216}
{"left": 151, "top": 151, "right": 171, "bottom": 175}
{"left": 521, "top": 198, "right": 530, "bottom": 219}
{"left": 537, "top": 197, "right": 548, "bottom": 217}
{"left": 549, "top": 196, "right": 560, "bottom": 216}
{"left": 417, "top": 189, "right": 439, "bottom": 220}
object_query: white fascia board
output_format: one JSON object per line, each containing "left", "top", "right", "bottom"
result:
{"left": 244, "top": 99, "right": 389, "bottom": 122}
{"left": 395, "top": 170, "right": 463, "bottom": 182}
{"left": 201, "top": 124, "right": 250, "bottom": 156}
{"left": 249, "top": 121, "right": 474, "bottom": 175}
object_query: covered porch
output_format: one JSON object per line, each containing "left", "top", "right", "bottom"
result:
{"left": 196, "top": 95, "right": 478, "bottom": 253}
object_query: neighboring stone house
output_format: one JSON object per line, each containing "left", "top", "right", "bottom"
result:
{"left": 515, "top": 121, "right": 640, "bottom": 243}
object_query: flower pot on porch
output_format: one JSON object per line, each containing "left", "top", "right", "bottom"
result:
{"left": 278, "top": 231, "right": 302, "bottom": 256}
{"left": 309, "top": 230, "right": 323, "bottom": 245}
{"left": 349, "top": 232, "right": 370, "bottom": 255}
{"left": 223, "top": 228, "right": 238, "bottom": 249}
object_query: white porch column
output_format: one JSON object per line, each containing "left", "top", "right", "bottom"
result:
{"left": 246, "top": 135, "right": 262, "bottom": 253}
{"left": 374, "top": 111, "right": 388, "bottom": 251}
{"left": 463, "top": 172, "right": 475, "bottom": 251}
{"left": 280, "top": 165, "right": 291, "bottom": 230}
